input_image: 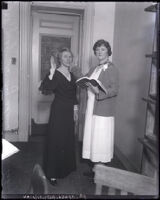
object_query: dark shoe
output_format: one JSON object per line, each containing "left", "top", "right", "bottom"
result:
{"left": 48, "top": 179, "right": 57, "bottom": 186}
{"left": 83, "top": 171, "right": 95, "bottom": 178}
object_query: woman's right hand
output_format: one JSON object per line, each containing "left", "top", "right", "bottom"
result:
{"left": 50, "top": 56, "right": 56, "bottom": 70}
{"left": 49, "top": 56, "right": 56, "bottom": 80}
{"left": 86, "top": 82, "right": 99, "bottom": 94}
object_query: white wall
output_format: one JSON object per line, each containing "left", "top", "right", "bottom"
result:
{"left": 91, "top": 2, "right": 116, "bottom": 66}
{"left": 113, "top": 2, "right": 156, "bottom": 171}
{"left": 2, "top": 2, "right": 19, "bottom": 131}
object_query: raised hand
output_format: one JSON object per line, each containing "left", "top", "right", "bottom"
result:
{"left": 49, "top": 56, "right": 57, "bottom": 80}
{"left": 50, "top": 56, "right": 56, "bottom": 70}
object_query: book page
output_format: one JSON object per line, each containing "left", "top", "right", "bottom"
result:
{"left": 76, "top": 76, "right": 90, "bottom": 82}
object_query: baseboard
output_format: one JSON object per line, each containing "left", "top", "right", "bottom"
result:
{"left": 3, "top": 132, "right": 19, "bottom": 142}
{"left": 115, "top": 145, "right": 138, "bottom": 173}
{"left": 3, "top": 129, "right": 19, "bottom": 142}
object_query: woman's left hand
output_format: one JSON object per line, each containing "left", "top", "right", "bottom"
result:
{"left": 86, "top": 82, "right": 99, "bottom": 94}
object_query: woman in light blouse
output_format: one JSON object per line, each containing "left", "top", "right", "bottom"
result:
{"left": 82, "top": 39, "right": 119, "bottom": 177}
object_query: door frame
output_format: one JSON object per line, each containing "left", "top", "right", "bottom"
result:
{"left": 19, "top": 2, "right": 94, "bottom": 141}
{"left": 31, "top": 11, "right": 80, "bottom": 125}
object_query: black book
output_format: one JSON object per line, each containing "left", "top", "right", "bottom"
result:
{"left": 76, "top": 76, "right": 107, "bottom": 94}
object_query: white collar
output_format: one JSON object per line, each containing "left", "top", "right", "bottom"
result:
{"left": 57, "top": 69, "right": 71, "bottom": 81}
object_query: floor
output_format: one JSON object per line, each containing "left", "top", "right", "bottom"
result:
{"left": 2, "top": 136, "right": 126, "bottom": 198}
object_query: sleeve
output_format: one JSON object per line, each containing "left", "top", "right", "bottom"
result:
{"left": 70, "top": 72, "right": 80, "bottom": 106}
{"left": 74, "top": 86, "right": 79, "bottom": 106}
{"left": 96, "top": 64, "right": 119, "bottom": 101}
{"left": 39, "top": 72, "right": 58, "bottom": 95}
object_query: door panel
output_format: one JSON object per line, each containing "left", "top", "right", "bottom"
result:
{"left": 40, "top": 35, "right": 71, "bottom": 80}
{"left": 31, "top": 12, "right": 79, "bottom": 124}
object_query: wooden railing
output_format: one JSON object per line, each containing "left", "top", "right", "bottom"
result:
{"left": 93, "top": 164, "right": 158, "bottom": 196}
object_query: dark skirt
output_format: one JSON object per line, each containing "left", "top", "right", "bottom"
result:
{"left": 43, "top": 99, "right": 76, "bottom": 179}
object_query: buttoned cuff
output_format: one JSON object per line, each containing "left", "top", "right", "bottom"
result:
{"left": 74, "top": 105, "right": 79, "bottom": 111}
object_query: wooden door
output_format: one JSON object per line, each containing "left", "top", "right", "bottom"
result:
{"left": 31, "top": 12, "right": 80, "bottom": 126}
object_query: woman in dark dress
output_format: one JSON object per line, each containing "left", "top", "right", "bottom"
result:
{"left": 39, "top": 48, "right": 78, "bottom": 185}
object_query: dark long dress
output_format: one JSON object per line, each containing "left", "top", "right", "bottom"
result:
{"left": 39, "top": 70, "right": 77, "bottom": 179}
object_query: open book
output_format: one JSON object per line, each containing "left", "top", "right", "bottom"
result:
{"left": 2, "top": 139, "right": 19, "bottom": 160}
{"left": 76, "top": 76, "right": 107, "bottom": 94}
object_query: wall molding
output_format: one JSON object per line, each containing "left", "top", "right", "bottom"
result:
{"left": 18, "top": 2, "right": 31, "bottom": 141}
{"left": 31, "top": 1, "right": 90, "bottom": 10}
{"left": 3, "top": 131, "right": 19, "bottom": 142}
{"left": 81, "top": 2, "right": 95, "bottom": 74}
{"left": 3, "top": 129, "right": 19, "bottom": 142}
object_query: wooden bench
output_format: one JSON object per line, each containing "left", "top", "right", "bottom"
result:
{"left": 93, "top": 164, "right": 158, "bottom": 196}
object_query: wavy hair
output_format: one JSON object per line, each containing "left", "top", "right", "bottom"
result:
{"left": 93, "top": 39, "right": 112, "bottom": 56}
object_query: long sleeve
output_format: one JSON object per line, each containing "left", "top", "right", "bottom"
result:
{"left": 96, "top": 64, "right": 119, "bottom": 101}
{"left": 74, "top": 87, "right": 79, "bottom": 105}
{"left": 39, "top": 72, "right": 58, "bottom": 95}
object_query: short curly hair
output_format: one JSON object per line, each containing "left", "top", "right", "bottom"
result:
{"left": 57, "top": 47, "right": 73, "bottom": 66}
{"left": 93, "top": 39, "right": 112, "bottom": 56}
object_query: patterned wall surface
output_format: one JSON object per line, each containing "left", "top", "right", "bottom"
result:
{"left": 41, "top": 35, "right": 71, "bottom": 80}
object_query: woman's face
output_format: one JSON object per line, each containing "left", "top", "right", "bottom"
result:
{"left": 60, "top": 51, "right": 73, "bottom": 67}
{"left": 95, "top": 45, "right": 109, "bottom": 62}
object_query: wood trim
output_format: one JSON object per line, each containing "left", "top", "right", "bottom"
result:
{"left": 4, "top": 133, "right": 19, "bottom": 142}
{"left": 31, "top": 2, "right": 88, "bottom": 10}
{"left": 94, "top": 164, "right": 158, "bottom": 195}
{"left": 81, "top": 3, "right": 94, "bottom": 74}
{"left": 18, "top": 2, "right": 31, "bottom": 141}
{"left": 3, "top": 130, "right": 19, "bottom": 142}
